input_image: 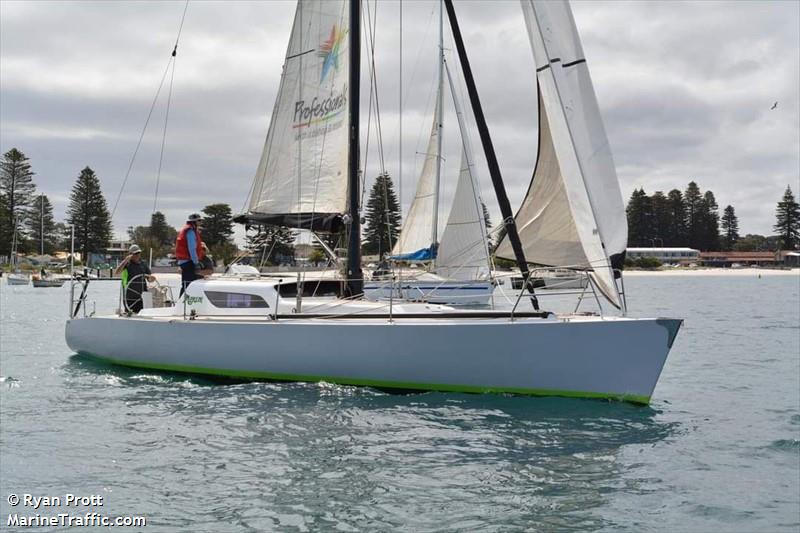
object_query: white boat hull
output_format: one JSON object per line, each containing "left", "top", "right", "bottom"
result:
{"left": 364, "top": 279, "right": 494, "bottom": 305}
{"left": 6, "top": 274, "right": 30, "bottom": 286}
{"left": 33, "top": 279, "right": 65, "bottom": 288}
{"left": 65, "top": 314, "right": 681, "bottom": 404}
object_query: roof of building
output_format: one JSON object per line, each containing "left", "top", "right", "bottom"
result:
{"left": 699, "top": 251, "right": 778, "bottom": 260}
{"left": 626, "top": 247, "right": 699, "bottom": 253}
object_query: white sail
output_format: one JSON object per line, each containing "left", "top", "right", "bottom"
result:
{"left": 246, "top": 0, "right": 350, "bottom": 231}
{"left": 497, "top": 0, "right": 627, "bottom": 307}
{"left": 436, "top": 150, "right": 490, "bottom": 280}
{"left": 390, "top": 96, "right": 442, "bottom": 261}
{"left": 436, "top": 60, "right": 490, "bottom": 281}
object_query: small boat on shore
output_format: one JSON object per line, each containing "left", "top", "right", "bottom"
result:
{"left": 6, "top": 272, "right": 30, "bottom": 286}
{"left": 33, "top": 277, "right": 66, "bottom": 288}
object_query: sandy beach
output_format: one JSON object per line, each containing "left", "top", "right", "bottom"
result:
{"left": 623, "top": 267, "right": 800, "bottom": 277}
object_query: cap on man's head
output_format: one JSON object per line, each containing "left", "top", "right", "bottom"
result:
{"left": 187, "top": 213, "right": 202, "bottom": 222}
{"left": 129, "top": 244, "right": 142, "bottom": 254}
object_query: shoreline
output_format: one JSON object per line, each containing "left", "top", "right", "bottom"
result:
{"left": 622, "top": 267, "right": 799, "bottom": 277}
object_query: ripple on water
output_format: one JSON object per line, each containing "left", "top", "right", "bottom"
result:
{"left": 1, "top": 275, "right": 799, "bottom": 532}
{"left": 769, "top": 439, "right": 800, "bottom": 453}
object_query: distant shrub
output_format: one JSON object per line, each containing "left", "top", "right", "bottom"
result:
{"left": 635, "top": 256, "right": 662, "bottom": 269}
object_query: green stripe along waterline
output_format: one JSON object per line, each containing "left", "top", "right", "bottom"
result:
{"left": 75, "top": 352, "right": 652, "bottom": 405}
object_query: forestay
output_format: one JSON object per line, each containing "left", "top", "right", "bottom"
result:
{"left": 245, "top": 0, "right": 350, "bottom": 232}
{"left": 496, "top": 0, "right": 627, "bottom": 307}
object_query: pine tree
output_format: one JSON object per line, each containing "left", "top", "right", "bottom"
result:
{"left": 126, "top": 212, "right": 178, "bottom": 260}
{"left": 650, "top": 191, "right": 670, "bottom": 247}
{"left": 684, "top": 181, "right": 703, "bottom": 249}
{"left": 149, "top": 211, "right": 176, "bottom": 248}
{"left": 774, "top": 186, "right": 800, "bottom": 249}
{"left": 0, "top": 148, "right": 37, "bottom": 258}
{"left": 665, "top": 189, "right": 687, "bottom": 246}
{"left": 362, "top": 173, "right": 402, "bottom": 258}
{"left": 699, "top": 190, "right": 720, "bottom": 251}
{"left": 66, "top": 167, "right": 112, "bottom": 264}
{"left": 53, "top": 222, "right": 72, "bottom": 252}
{"left": 720, "top": 205, "right": 739, "bottom": 251}
{"left": 481, "top": 201, "right": 493, "bottom": 251}
{"left": 26, "top": 194, "right": 57, "bottom": 255}
{"left": 201, "top": 203, "right": 235, "bottom": 248}
{"left": 626, "top": 188, "right": 653, "bottom": 246}
{"left": 247, "top": 224, "right": 296, "bottom": 265}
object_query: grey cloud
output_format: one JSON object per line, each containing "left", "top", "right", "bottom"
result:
{"left": 1, "top": 0, "right": 798, "bottom": 240}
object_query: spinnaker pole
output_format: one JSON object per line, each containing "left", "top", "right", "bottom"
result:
{"left": 345, "top": 0, "right": 363, "bottom": 297}
{"left": 443, "top": 0, "right": 539, "bottom": 309}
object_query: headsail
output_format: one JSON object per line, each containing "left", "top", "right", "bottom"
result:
{"left": 436, "top": 150, "right": 490, "bottom": 280}
{"left": 244, "top": 0, "right": 350, "bottom": 232}
{"left": 436, "top": 60, "right": 490, "bottom": 281}
{"left": 496, "top": 0, "right": 627, "bottom": 307}
{"left": 390, "top": 96, "right": 442, "bottom": 261}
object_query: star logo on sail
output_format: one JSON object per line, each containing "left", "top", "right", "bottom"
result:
{"left": 317, "top": 24, "right": 345, "bottom": 83}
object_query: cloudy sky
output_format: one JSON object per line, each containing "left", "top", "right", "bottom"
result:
{"left": 1, "top": 0, "right": 798, "bottom": 242}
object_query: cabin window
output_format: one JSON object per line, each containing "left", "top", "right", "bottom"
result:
{"left": 204, "top": 291, "right": 269, "bottom": 309}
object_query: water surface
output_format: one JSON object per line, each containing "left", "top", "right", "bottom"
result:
{"left": 1, "top": 273, "right": 798, "bottom": 531}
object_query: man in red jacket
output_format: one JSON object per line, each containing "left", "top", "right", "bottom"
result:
{"left": 175, "top": 213, "right": 205, "bottom": 297}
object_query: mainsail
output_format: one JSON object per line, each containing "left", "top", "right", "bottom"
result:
{"left": 244, "top": 0, "right": 350, "bottom": 232}
{"left": 496, "top": 0, "right": 627, "bottom": 307}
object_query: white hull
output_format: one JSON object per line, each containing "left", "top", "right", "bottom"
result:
{"left": 65, "top": 312, "right": 680, "bottom": 404}
{"left": 6, "top": 274, "right": 30, "bottom": 286}
{"left": 33, "top": 279, "right": 65, "bottom": 288}
{"left": 364, "top": 279, "right": 494, "bottom": 305}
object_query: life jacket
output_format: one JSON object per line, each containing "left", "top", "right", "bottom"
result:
{"left": 175, "top": 223, "right": 204, "bottom": 261}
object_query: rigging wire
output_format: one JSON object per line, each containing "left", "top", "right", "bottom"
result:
{"left": 110, "top": 0, "right": 189, "bottom": 220}
{"left": 153, "top": 56, "right": 177, "bottom": 213}
{"left": 362, "top": 0, "right": 397, "bottom": 256}
{"left": 398, "top": 0, "right": 403, "bottom": 219}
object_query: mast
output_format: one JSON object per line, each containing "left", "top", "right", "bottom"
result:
{"left": 431, "top": 0, "right": 444, "bottom": 257}
{"left": 40, "top": 194, "right": 44, "bottom": 256}
{"left": 443, "top": 0, "right": 539, "bottom": 309}
{"left": 345, "top": 0, "right": 363, "bottom": 297}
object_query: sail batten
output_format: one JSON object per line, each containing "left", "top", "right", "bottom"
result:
{"left": 244, "top": 0, "right": 350, "bottom": 232}
{"left": 497, "top": 0, "right": 627, "bottom": 307}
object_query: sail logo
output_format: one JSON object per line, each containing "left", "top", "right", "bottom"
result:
{"left": 317, "top": 24, "right": 345, "bottom": 83}
{"left": 293, "top": 89, "right": 347, "bottom": 130}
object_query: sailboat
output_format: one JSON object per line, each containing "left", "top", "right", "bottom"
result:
{"left": 6, "top": 219, "right": 31, "bottom": 286}
{"left": 65, "top": 0, "right": 681, "bottom": 404}
{"left": 33, "top": 194, "right": 65, "bottom": 288}
{"left": 364, "top": 5, "right": 493, "bottom": 306}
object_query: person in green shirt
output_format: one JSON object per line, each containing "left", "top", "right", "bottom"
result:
{"left": 114, "top": 244, "right": 155, "bottom": 313}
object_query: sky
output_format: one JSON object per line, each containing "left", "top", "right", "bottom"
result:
{"left": 1, "top": 0, "right": 798, "bottom": 243}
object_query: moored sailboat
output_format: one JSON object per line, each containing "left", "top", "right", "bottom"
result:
{"left": 65, "top": 0, "right": 681, "bottom": 404}
{"left": 364, "top": 4, "right": 494, "bottom": 306}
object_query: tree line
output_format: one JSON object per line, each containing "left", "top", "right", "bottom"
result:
{"left": 0, "top": 148, "right": 113, "bottom": 262}
{"left": 5, "top": 144, "right": 796, "bottom": 267}
{"left": 0, "top": 147, "right": 241, "bottom": 266}
{"left": 626, "top": 181, "right": 799, "bottom": 252}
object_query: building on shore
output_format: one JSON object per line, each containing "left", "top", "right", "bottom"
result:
{"left": 626, "top": 247, "right": 700, "bottom": 265}
{"left": 698, "top": 251, "right": 781, "bottom": 267}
